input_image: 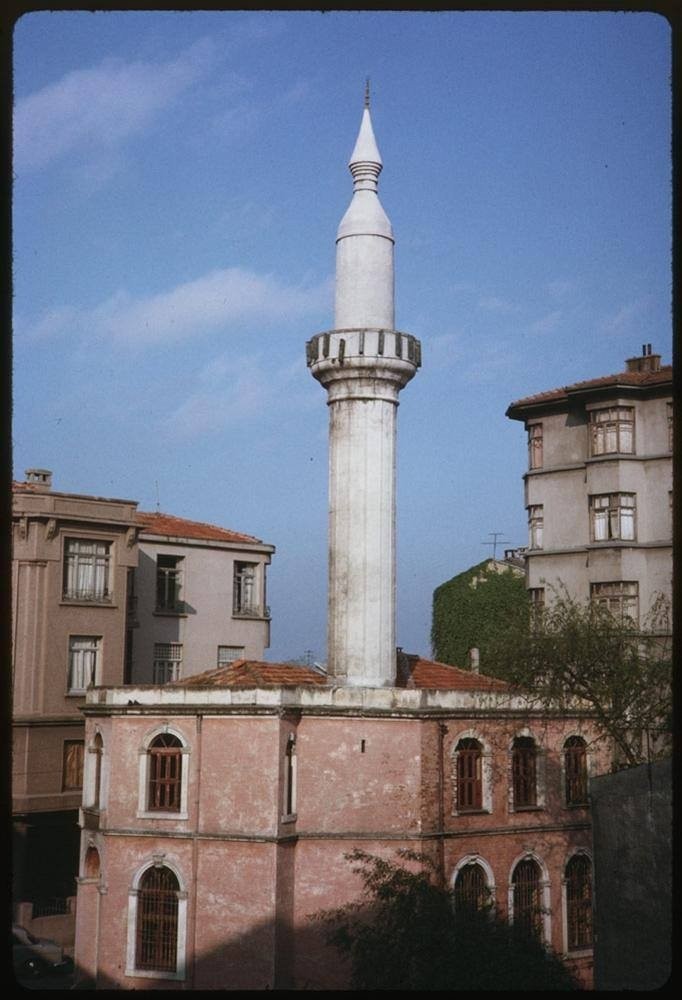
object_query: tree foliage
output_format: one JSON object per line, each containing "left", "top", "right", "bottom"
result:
{"left": 314, "top": 849, "right": 579, "bottom": 991}
{"left": 486, "top": 586, "right": 672, "bottom": 768}
{"left": 431, "top": 560, "right": 527, "bottom": 669}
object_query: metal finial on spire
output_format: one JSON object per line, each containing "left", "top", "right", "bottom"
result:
{"left": 364, "top": 77, "right": 370, "bottom": 109}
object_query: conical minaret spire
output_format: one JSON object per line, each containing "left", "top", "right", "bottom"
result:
{"left": 306, "top": 93, "right": 421, "bottom": 688}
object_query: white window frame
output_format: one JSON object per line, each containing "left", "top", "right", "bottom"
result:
{"left": 528, "top": 505, "right": 543, "bottom": 550}
{"left": 137, "top": 725, "right": 190, "bottom": 820}
{"left": 63, "top": 538, "right": 112, "bottom": 602}
{"left": 450, "top": 730, "right": 493, "bottom": 815}
{"left": 153, "top": 643, "right": 183, "bottom": 684}
{"left": 68, "top": 635, "right": 101, "bottom": 694}
{"left": 217, "top": 645, "right": 245, "bottom": 667}
{"left": 590, "top": 581, "right": 639, "bottom": 625}
{"left": 156, "top": 554, "right": 184, "bottom": 612}
{"left": 589, "top": 493, "right": 636, "bottom": 542}
{"left": 528, "top": 422, "right": 543, "bottom": 470}
{"left": 508, "top": 728, "right": 546, "bottom": 813}
{"left": 281, "top": 732, "right": 297, "bottom": 821}
{"left": 590, "top": 406, "right": 635, "bottom": 456}
{"left": 560, "top": 849, "right": 594, "bottom": 957}
{"left": 450, "top": 854, "right": 496, "bottom": 908}
{"left": 82, "top": 732, "right": 105, "bottom": 810}
{"left": 125, "top": 857, "right": 188, "bottom": 981}
{"left": 508, "top": 851, "right": 552, "bottom": 945}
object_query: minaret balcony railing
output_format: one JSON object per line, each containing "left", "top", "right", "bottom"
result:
{"left": 306, "top": 328, "right": 421, "bottom": 369}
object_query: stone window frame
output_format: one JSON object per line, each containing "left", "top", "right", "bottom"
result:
{"left": 560, "top": 849, "right": 594, "bottom": 956}
{"left": 450, "top": 854, "right": 496, "bottom": 911}
{"left": 508, "top": 851, "right": 552, "bottom": 945}
{"left": 137, "top": 725, "right": 190, "bottom": 821}
{"left": 125, "top": 856, "right": 188, "bottom": 982}
{"left": 82, "top": 731, "right": 105, "bottom": 810}
{"left": 281, "top": 732, "right": 298, "bottom": 822}
{"left": 508, "top": 728, "right": 546, "bottom": 813}
{"left": 450, "top": 729, "right": 493, "bottom": 816}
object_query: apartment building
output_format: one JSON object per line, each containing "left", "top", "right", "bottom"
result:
{"left": 130, "top": 512, "right": 275, "bottom": 684}
{"left": 506, "top": 347, "right": 672, "bottom": 621}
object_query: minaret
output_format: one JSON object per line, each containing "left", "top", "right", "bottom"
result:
{"left": 306, "top": 88, "right": 421, "bottom": 687}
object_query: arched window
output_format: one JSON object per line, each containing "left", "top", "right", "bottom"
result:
{"left": 135, "top": 866, "right": 179, "bottom": 973}
{"left": 456, "top": 739, "right": 482, "bottom": 811}
{"left": 512, "top": 858, "right": 543, "bottom": 938}
{"left": 564, "top": 736, "right": 588, "bottom": 806}
{"left": 565, "top": 854, "right": 593, "bottom": 950}
{"left": 512, "top": 736, "right": 537, "bottom": 808}
{"left": 148, "top": 734, "right": 182, "bottom": 812}
{"left": 453, "top": 862, "right": 488, "bottom": 913}
{"left": 92, "top": 733, "right": 103, "bottom": 808}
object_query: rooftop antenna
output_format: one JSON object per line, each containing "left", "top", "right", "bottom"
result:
{"left": 155, "top": 481, "right": 160, "bottom": 513}
{"left": 482, "top": 531, "right": 508, "bottom": 561}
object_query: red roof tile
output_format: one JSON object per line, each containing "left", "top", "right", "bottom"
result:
{"left": 170, "top": 660, "right": 328, "bottom": 688}
{"left": 400, "top": 657, "right": 509, "bottom": 692}
{"left": 136, "top": 511, "right": 263, "bottom": 545}
{"left": 508, "top": 365, "right": 672, "bottom": 413}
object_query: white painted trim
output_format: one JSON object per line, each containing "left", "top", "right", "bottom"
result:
{"left": 560, "top": 848, "right": 594, "bottom": 957}
{"left": 136, "top": 724, "right": 190, "bottom": 820}
{"left": 508, "top": 851, "right": 552, "bottom": 945}
{"left": 124, "top": 858, "right": 187, "bottom": 982}
{"left": 450, "top": 729, "right": 493, "bottom": 815}
{"left": 450, "top": 853, "right": 496, "bottom": 906}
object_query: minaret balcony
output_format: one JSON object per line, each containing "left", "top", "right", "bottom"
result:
{"left": 307, "top": 327, "right": 421, "bottom": 400}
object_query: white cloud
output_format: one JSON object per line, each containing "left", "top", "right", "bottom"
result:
{"left": 546, "top": 278, "right": 575, "bottom": 299}
{"left": 528, "top": 310, "right": 562, "bottom": 336}
{"left": 14, "top": 38, "right": 214, "bottom": 172}
{"left": 599, "top": 298, "right": 648, "bottom": 336}
{"left": 165, "top": 352, "right": 314, "bottom": 438}
{"left": 477, "top": 295, "right": 521, "bottom": 315}
{"left": 20, "top": 267, "right": 332, "bottom": 346}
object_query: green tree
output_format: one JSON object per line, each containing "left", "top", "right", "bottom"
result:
{"left": 431, "top": 560, "right": 527, "bottom": 669}
{"left": 486, "top": 587, "right": 672, "bottom": 768}
{"left": 314, "top": 849, "right": 579, "bottom": 991}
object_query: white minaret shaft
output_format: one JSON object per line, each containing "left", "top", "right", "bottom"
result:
{"left": 307, "top": 93, "right": 421, "bottom": 687}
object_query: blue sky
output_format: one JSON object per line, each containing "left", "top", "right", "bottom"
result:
{"left": 12, "top": 10, "right": 671, "bottom": 663}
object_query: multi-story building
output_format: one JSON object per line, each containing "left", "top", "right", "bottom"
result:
{"left": 129, "top": 512, "right": 275, "bottom": 684}
{"left": 506, "top": 347, "right": 672, "bottom": 621}
{"left": 12, "top": 470, "right": 139, "bottom": 932}
{"left": 75, "top": 656, "right": 607, "bottom": 990}
{"left": 11, "top": 472, "right": 275, "bottom": 948}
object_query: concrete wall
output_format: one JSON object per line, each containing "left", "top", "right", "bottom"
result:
{"left": 590, "top": 758, "right": 672, "bottom": 990}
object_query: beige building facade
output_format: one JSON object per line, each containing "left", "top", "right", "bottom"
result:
{"left": 506, "top": 347, "right": 672, "bottom": 622}
{"left": 12, "top": 469, "right": 139, "bottom": 930}
{"left": 130, "top": 512, "right": 274, "bottom": 684}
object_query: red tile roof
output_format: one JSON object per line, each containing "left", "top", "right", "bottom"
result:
{"left": 508, "top": 364, "right": 672, "bottom": 413}
{"left": 399, "top": 657, "right": 509, "bottom": 692}
{"left": 136, "top": 511, "right": 263, "bottom": 545}
{"left": 169, "top": 657, "right": 507, "bottom": 692}
{"left": 170, "top": 660, "right": 328, "bottom": 688}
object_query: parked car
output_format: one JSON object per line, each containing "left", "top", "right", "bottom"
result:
{"left": 12, "top": 924, "right": 73, "bottom": 979}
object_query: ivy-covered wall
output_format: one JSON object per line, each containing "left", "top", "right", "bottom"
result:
{"left": 431, "top": 559, "right": 527, "bottom": 673}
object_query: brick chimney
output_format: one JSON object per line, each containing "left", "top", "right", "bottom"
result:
{"left": 25, "top": 468, "right": 52, "bottom": 491}
{"left": 625, "top": 344, "right": 661, "bottom": 373}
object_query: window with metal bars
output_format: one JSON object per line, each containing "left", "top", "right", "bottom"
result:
{"left": 564, "top": 736, "right": 588, "bottom": 806}
{"left": 153, "top": 643, "right": 183, "bottom": 684}
{"left": 135, "top": 866, "right": 179, "bottom": 973}
{"left": 512, "top": 737, "right": 537, "bottom": 809}
{"left": 453, "top": 862, "right": 488, "bottom": 913}
{"left": 512, "top": 858, "right": 543, "bottom": 938}
{"left": 565, "top": 854, "right": 593, "bottom": 950}
{"left": 456, "top": 739, "right": 483, "bottom": 811}
{"left": 148, "top": 734, "right": 182, "bottom": 812}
